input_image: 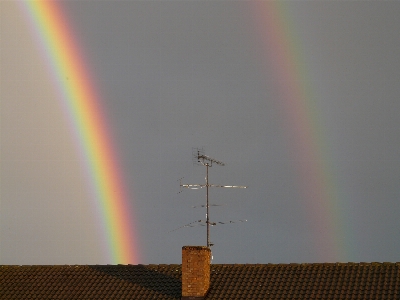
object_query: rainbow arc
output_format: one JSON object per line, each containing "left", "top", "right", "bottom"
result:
{"left": 21, "top": 1, "right": 139, "bottom": 264}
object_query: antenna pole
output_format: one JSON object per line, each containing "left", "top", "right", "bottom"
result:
{"left": 206, "top": 163, "right": 210, "bottom": 248}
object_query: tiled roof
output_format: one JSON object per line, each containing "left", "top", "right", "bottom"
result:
{"left": 1, "top": 262, "right": 399, "bottom": 299}
{"left": 209, "top": 263, "right": 400, "bottom": 299}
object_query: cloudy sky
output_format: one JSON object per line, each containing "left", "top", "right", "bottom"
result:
{"left": 1, "top": 0, "right": 400, "bottom": 265}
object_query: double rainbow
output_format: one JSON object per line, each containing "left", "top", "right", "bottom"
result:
{"left": 20, "top": 1, "right": 139, "bottom": 264}
{"left": 19, "top": 0, "right": 349, "bottom": 263}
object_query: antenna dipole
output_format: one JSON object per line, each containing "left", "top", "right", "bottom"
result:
{"left": 180, "top": 148, "right": 247, "bottom": 247}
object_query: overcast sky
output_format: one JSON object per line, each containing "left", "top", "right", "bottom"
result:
{"left": 1, "top": 0, "right": 400, "bottom": 265}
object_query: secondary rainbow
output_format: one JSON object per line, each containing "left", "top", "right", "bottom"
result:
{"left": 251, "top": 1, "right": 347, "bottom": 262}
{"left": 20, "top": 1, "right": 139, "bottom": 264}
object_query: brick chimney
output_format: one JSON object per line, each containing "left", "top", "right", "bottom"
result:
{"left": 181, "top": 246, "right": 211, "bottom": 300}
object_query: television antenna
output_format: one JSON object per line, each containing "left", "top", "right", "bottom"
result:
{"left": 178, "top": 148, "right": 247, "bottom": 247}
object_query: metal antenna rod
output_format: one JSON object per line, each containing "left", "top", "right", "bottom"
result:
{"left": 206, "top": 163, "right": 210, "bottom": 248}
{"left": 180, "top": 149, "right": 247, "bottom": 247}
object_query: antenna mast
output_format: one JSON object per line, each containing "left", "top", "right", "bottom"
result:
{"left": 180, "top": 148, "right": 247, "bottom": 247}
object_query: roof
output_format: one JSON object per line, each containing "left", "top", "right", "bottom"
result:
{"left": 1, "top": 262, "right": 399, "bottom": 299}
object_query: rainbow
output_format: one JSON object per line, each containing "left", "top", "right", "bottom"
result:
{"left": 251, "top": 1, "right": 347, "bottom": 262}
{"left": 19, "top": 1, "right": 139, "bottom": 264}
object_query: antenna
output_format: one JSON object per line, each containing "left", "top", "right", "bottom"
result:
{"left": 179, "top": 148, "right": 247, "bottom": 247}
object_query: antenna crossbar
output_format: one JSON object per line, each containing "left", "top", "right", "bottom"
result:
{"left": 180, "top": 184, "right": 247, "bottom": 189}
{"left": 170, "top": 219, "right": 247, "bottom": 233}
{"left": 197, "top": 154, "right": 225, "bottom": 166}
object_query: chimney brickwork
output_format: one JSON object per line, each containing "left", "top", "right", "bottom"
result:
{"left": 181, "top": 246, "right": 211, "bottom": 299}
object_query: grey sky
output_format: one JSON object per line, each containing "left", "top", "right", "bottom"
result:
{"left": 1, "top": 1, "right": 400, "bottom": 265}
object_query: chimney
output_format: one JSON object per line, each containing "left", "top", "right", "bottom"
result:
{"left": 181, "top": 246, "right": 211, "bottom": 300}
